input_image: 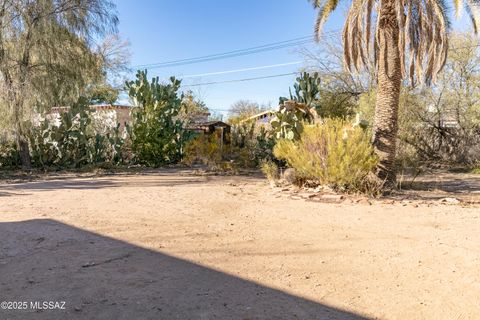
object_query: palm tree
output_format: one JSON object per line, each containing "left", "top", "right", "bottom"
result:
{"left": 311, "top": 0, "right": 479, "bottom": 187}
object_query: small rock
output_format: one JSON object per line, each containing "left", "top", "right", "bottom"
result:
{"left": 320, "top": 194, "right": 344, "bottom": 203}
{"left": 298, "top": 192, "right": 317, "bottom": 199}
{"left": 81, "top": 262, "right": 96, "bottom": 268}
{"left": 357, "top": 198, "right": 372, "bottom": 205}
{"left": 307, "top": 194, "right": 344, "bottom": 203}
{"left": 283, "top": 168, "right": 297, "bottom": 184}
{"left": 440, "top": 197, "right": 461, "bottom": 204}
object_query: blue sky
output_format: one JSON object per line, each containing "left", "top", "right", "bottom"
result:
{"left": 114, "top": 1, "right": 471, "bottom": 117}
{"left": 114, "top": 0, "right": 345, "bottom": 116}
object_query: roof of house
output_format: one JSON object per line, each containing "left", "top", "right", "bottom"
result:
{"left": 90, "top": 104, "right": 132, "bottom": 110}
{"left": 186, "top": 120, "right": 231, "bottom": 130}
{"left": 240, "top": 109, "right": 276, "bottom": 123}
{"left": 50, "top": 104, "right": 132, "bottom": 112}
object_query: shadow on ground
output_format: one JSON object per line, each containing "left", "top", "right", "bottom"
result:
{"left": 0, "top": 219, "right": 370, "bottom": 320}
{"left": 0, "top": 168, "right": 262, "bottom": 194}
{"left": 394, "top": 171, "right": 480, "bottom": 202}
{"left": 0, "top": 191, "right": 30, "bottom": 197}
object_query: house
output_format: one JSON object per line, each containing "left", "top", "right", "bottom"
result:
{"left": 186, "top": 120, "right": 231, "bottom": 144}
{"left": 188, "top": 111, "right": 211, "bottom": 124}
{"left": 49, "top": 105, "right": 231, "bottom": 143}
{"left": 240, "top": 109, "right": 276, "bottom": 126}
{"left": 90, "top": 105, "right": 132, "bottom": 131}
{"left": 50, "top": 104, "right": 132, "bottom": 131}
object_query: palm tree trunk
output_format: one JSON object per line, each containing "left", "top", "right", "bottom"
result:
{"left": 372, "top": 0, "right": 402, "bottom": 187}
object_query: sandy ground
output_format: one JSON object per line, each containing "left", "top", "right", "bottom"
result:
{"left": 0, "top": 169, "right": 479, "bottom": 320}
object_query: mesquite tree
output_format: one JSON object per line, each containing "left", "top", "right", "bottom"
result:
{"left": 0, "top": 0, "right": 118, "bottom": 168}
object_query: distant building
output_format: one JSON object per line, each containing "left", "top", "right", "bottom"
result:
{"left": 188, "top": 111, "right": 211, "bottom": 124}
{"left": 91, "top": 105, "right": 132, "bottom": 131}
{"left": 48, "top": 105, "right": 232, "bottom": 142}
{"left": 439, "top": 113, "right": 460, "bottom": 129}
{"left": 240, "top": 110, "right": 276, "bottom": 126}
{"left": 50, "top": 104, "right": 132, "bottom": 131}
{"left": 426, "top": 104, "right": 460, "bottom": 129}
{"left": 186, "top": 120, "right": 231, "bottom": 144}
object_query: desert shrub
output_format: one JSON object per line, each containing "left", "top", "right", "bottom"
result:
{"left": 183, "top": 133, "right": 222, "bottom": 167}
{"left": 273, "top": 119, "right": 378, "bottom": 193}
{"left": 253, "top": 126, "right": 275, "bottom": 162}
{"left": 126, "top": 70, "right": 188, "bottom": 167}
{"left": 260, "top": 159, "right": 279, "bottom": 181}
{"left": 0, "top": 141, "right": 20, "bottom": 168}
{"left": 271, "top": 71, "right": 357, "bottom": 141}
{"left": 230, "top": 122, "right": 255, "bottom": 148}
{"left": 183, "top": 122, "right": 275, "bottom": 170}
{"left": 228, "top": 122, "right": 275, "bottom": 167}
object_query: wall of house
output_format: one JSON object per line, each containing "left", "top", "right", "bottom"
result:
{"left": 114, "top": 108, "right": 133, "bottom": 131}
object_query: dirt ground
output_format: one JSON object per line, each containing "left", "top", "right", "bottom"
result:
{"left": 0, "top": 169, "right": 479, "bottom": 320}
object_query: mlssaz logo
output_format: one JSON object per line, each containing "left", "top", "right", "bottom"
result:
{"left": 30, "top": 301, "right": 66, "bottom": 310}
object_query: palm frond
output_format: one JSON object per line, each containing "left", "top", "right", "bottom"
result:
{"left": 310, "top": 0, "right": 479, "bottom": 84}
{"left": 464, "top": 1, "right": 480, "bottom": 33}
{"left": 313, "top": 0, "right": 340, "bottom": 41}
{"left": 453, "top": 0, "right": 464, "bottom": 17}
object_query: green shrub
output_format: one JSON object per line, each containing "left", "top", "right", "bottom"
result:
{"left": 273, "top": 119, "right": 379, "bottom": 193}
{"left": 229, "top": 122, "right": 275, "bottom": 167}
{"left": 0, "top": 142, "right": 20, "bottom": 168}
{"left": 260, "top": 159, "right": 279, "bottom": 181}
{"left": 183, "top": 133, "right": 222, "bottom": 168}
{"left": 230, "top": 122, "right": 255, "bottom": 148}
{"left": 183, "top": 123, "right": 275, "bottom": 170}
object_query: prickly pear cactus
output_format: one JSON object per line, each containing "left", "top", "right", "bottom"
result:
{"left": 272, "top": 72, "right": 321, "bottom": 140}
{"left": 290, "top": 72, "right": 321, "bottom": 108}
{"left": 126, "top": 70, "right": 186, "bottom": 166}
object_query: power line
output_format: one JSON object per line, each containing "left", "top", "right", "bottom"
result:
{"left": 181, "top": 61, "right": 302, "bottom": 78}
{"left": 133, "top": 40, "right": 312, "bottom": 69}
{"left": 180, "top": 42, "right": 480, "bottom": 87}
{"left": 182, "top": 72, "right": 299, "bottom": 87}
{"left": 131, "top": 35, "right": 310, "bottom": 68}
{"left": 134, "top": 35, "right": 311, "bottom": 67}
{"left": 130, "top": 30, "right": 477, "bottom": 72}
{"left": 131, "top": 30, "right": 341, "bottom": 69}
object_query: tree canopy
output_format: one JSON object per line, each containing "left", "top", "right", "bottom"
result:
{"left": 0, "top": 0, "right": 119, "bottom": 167}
